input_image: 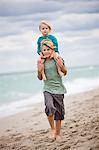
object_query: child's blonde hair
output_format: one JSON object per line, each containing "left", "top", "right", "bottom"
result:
{"left": 39, "top": 20, "right": 52, "bottom": 31}
{"left": 41, "top": 40, "right": 55, "bottom": 50}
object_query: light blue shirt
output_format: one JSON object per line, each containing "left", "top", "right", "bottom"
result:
{"left": 37, "top": 35, "right": 58, "bottom": 54}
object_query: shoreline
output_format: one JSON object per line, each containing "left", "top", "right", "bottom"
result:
{"left": 0, "top": 88, "right": 99, "bottom": 150}
{"left": 0, "top": 84, "right": 98, "bottom": 119}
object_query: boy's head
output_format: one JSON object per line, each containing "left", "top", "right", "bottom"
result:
{"left": 39, "top": 21, "right": 52, "bottom": 36}
{"left": 41, "top": 40, "right": 55, "bottom": 58}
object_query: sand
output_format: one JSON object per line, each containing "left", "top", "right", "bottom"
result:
{"left": 0, "top": 88, "right": 99, "bottom": 150}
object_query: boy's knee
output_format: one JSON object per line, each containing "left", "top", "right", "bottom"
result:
{"left": 45, "top": 105, "right": 56, "bottom": 116}
{"left": 54, "top": 112, "right": 64, "bottom": 120}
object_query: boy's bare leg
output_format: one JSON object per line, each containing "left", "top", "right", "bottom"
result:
{"left": 55, "top": 120, "right": 61, "bottom": 139}
{"left": 47, "top": 115, "right": 55, "bottom": 139}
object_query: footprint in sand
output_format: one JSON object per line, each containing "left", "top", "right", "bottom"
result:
{"left": 5, "top": 129, "right": 11, "bottom": 132}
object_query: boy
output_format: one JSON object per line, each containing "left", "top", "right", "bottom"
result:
{"left": 37, "top": 40, "right": 67, "bottom": 140}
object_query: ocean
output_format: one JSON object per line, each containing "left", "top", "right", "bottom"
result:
{"left": 0, "top": 65, "right": 99, "bottom": 118}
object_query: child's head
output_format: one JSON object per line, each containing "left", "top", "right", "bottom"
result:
{"left": 39, "top": 21, "right": 52, "bottom": 36}
{"left": 41, "top": 40, "right": 55, "bottom": 58}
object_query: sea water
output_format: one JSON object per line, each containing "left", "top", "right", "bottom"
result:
{"left": 0, "top": 65, "right": 99, "bottom": 118}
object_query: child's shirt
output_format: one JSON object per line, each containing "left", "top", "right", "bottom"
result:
{"left": 43, "top": 59, "right": 66, "bottom": 94}
{"left": 37, "top": 35, "right": 58, "bottom": 54}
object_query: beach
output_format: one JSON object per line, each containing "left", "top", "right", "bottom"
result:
{"left": 0, "top": 88, "right": 99, "bottom": 150}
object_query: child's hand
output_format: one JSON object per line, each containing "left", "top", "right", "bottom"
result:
{"left": 40, "top": 52, "right": 47, "bottom": 59}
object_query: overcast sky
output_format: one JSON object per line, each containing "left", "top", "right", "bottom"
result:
{"left": 0, "top": 0, "right": 99, "bottom": 73}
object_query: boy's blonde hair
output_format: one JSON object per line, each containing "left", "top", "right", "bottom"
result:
{"left": 39, "top": 20, "right": 52, "bottom": 31}
{"left": 41, "top": 40, "right": 55, "bottom": 50}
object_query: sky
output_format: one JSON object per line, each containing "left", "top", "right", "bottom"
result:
{"left": 0, "top": 0, "right": 99, "bottom": 73}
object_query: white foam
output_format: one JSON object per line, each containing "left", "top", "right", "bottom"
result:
{"left": 0, "top": 92, "right": 43, "bottom": 118}
{"left": 0, "top": 77, "right": 99, "bottom": 118}
{"left": 65, "top": 77, "right": 99, "bottom": 95}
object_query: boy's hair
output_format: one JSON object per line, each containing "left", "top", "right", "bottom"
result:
{"left": 39, "top": 21, "right": 52, "bottom": 31}
{"left": 41, "top": 40, "right": 56, "bottom": 50}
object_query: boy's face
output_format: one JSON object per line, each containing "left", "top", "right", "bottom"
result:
{"left": 40, "top": 24, "right": 50, "bottom": 36}
{"left": 42, "top": 45, "right": 53, "bottom": 58}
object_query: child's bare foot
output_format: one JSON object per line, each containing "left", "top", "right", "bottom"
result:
{"left": 56, "top": 135, "right": 61, "bottom": 141}
{"left": 49, "top": 130, "right": 56, "bottom": 140}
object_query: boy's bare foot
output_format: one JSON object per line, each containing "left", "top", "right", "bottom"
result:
{"left": 49, "top": 130, "right": 56, "bottom": 140}
{"left": 56, "top": 135, "right": 61, "bottom": 141}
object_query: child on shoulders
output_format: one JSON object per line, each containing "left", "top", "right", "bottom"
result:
{"left": 37, "top": 21, "right": 63, "bottom": 80}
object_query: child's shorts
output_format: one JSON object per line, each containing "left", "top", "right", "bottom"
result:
{"left": 43, "top": 91, "right": 65, "bottom": 120}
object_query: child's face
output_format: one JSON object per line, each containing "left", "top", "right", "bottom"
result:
{"left": 42, "top": 45, "right": 53, "bottom": 58}
{"left": 40, "top": 24, "right": 50, "bottom": 36}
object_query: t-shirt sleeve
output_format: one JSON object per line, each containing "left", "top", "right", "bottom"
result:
{"left": 51, "top": 36, "right": 59, "bottom": 53}
{"left": 37, "top": 38, "right": 41, "bottom": 55}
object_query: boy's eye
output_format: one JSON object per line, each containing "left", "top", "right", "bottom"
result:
{"left": 46, "top": 28, "right": 48, "bottom": 29}
{"left": 47, "top": 48, "right": 50, "bottom": 51}
{"left": 42, "top": 28, "right": 44, "bottom": 30}
{"left": 43, "top": 49, "right": 46, "bottom": 51}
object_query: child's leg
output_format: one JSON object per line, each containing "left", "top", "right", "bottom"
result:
{"left": 42, "top": 68, "right": 46, "bottom": 80}
{"left": 57, "top": 65, "right": 64, "bottom": 76}
{"left": 47, "top": 115, "right": 56, "bottom": 139}
{"left": 53, "top": 94, "right": 65, "bottom": 139}
{"left": 55, "top": 120, "right": 61, "bottom": 138}
{"left": 38, "top": 56, "right": 46, "bottom": 80}
{"left": 43, "top": 91, "right": 56, "bottom": 139}
{"left": 47, "top": 115, "right": 55, "bottom": 130}
{"left": 53, "top": 52, "right": 64, "bottom": 76}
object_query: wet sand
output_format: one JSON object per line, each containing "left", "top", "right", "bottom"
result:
{"left": 0, "top": 88, "right": 99, "bottom": 150}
